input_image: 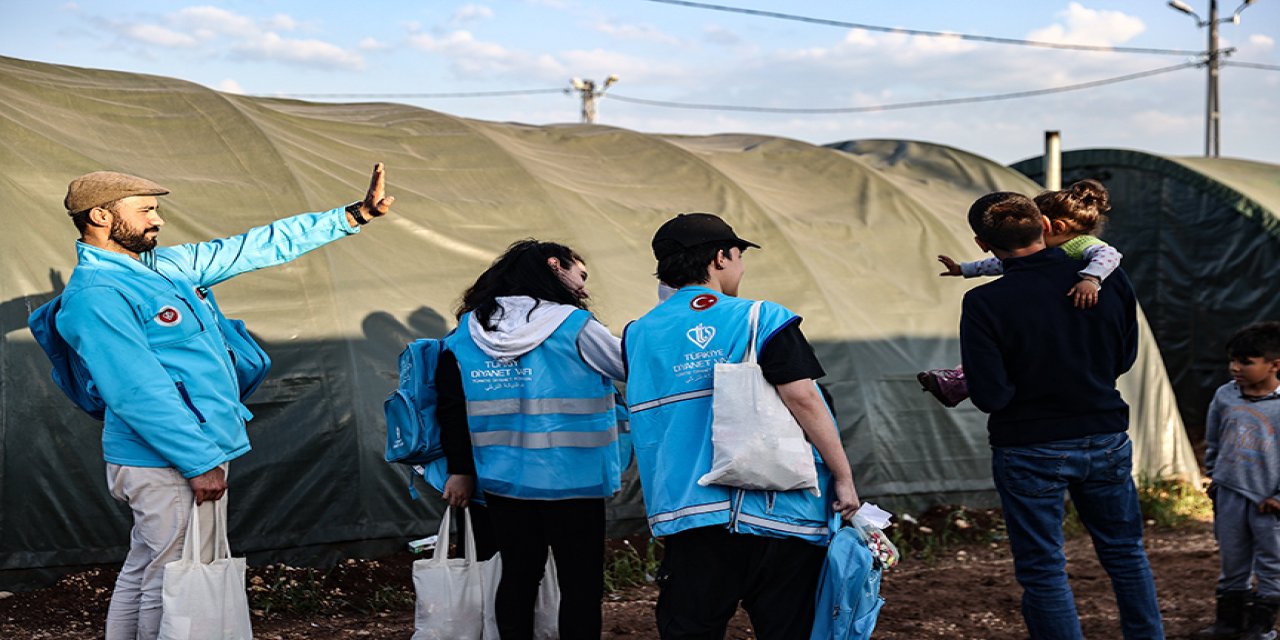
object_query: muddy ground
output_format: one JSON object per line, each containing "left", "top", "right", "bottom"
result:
{"left": 0, "top": 518, "right": 1220, "bottom": 639}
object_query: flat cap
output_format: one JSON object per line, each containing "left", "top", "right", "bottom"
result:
{"left": 64, "top": 171, "right": 169, "bottom": 215}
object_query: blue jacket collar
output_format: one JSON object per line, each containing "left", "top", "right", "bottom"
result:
{"left": 74, "top": 241, "right": 160, "bottom": 276}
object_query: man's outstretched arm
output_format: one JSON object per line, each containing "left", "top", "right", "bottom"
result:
{"left": 165, "top": 163, "right": 396, "bottom": 286}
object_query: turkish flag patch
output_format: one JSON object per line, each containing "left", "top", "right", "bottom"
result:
{"left": 690, "top": 294, "right": 718, "bottom": 311}
{"left": 156, "top": 306, "right": 182, "bottom": 326}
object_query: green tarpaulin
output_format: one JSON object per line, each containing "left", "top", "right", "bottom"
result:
{"left": 0, "top": 57, "right": 1197, "bottom": 588}
{"left": 1012, "top": 148, "right": 1280, "bottom": 434}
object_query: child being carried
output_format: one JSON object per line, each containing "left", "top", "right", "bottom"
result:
{"left": 919, "top": 179, "right": 1120, "bottom": 407}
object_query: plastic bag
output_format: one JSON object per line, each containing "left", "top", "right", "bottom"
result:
{"left": 850, "top": 503, "right": 900, "bottom": 569}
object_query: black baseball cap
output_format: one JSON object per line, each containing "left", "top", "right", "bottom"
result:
{"left": 651, "top": 213, "right": 760, "bottom": 260}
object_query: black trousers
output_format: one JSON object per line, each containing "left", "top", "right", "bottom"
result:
{"left": 655, "top": 526, "right": 827, "bottom": 640}
{"left": 484, "top": 493, "right": 606, "bottom": 640}
{"left": 455, "top": 503, "right": 499, "bottom": 561}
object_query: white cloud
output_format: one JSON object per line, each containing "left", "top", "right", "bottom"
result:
{"left": 1247, "top": 34, "right": 1275, "bottom": 51}
{"left": 559, "top": 48, "right": 673, "bottom": 83}
{"left": 264, "top": 14, "right": 299, "bottom": 32}
{"left": 359, "top": 37, "right": 390, "bottom": 51}
{"left": 125, "top": 24, "right": 198, "bottom": 48}
{"left": 410, "top": 30, "right": 566, "bottom": 79}
{"left": 217, "top": 78, "right": 245, "bottom": 94}
{"left": 169, "top": 6, "right": 257, "bottom": 37}
{"left": 703, "top": 26, "right": 740, "bottom": 46}
{"left": 453, "top": 4, "right": 495, "bottom": 24}
{"left": 1026, "top": 2, "right": 1145, "bottom": 47}
{"left": 593, "top": 20, "right": 680, "bottom": 46}
{"left": 234, "top": 32, "right": 365, "bottom": 71}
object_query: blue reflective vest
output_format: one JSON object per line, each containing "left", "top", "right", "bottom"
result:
{"left": 446, "top": 308, "right": 621, "bottom": 500}
{"left": 624, "top": 286, "right": 832, "bottom": 543}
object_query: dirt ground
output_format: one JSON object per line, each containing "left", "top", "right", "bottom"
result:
{"left": 0, "top": 519, "right": 1219, "bottom": 639}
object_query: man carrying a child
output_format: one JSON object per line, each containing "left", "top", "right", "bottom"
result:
{"left": 959, "top": 191, "right": 1164, "bottom": 640}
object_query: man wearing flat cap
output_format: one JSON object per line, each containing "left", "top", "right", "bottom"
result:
{"left": 622, "top": 213, "right": 861, "bottom": 639}
{"left": 36, "top": 165, "right": 394, "bottom": 640}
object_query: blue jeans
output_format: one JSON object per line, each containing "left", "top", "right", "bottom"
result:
{"left": 992, "top": 432, "right": 1164, "bottom": 640}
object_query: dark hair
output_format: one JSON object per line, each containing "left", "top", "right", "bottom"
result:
{"left": 1034, "top": 179, "right": 1111, "bottom": 235}
{"left": 1226, "top": 321, "right": 1280, "bottom": 361}
{"left": 456, "top": 239, "right": 587, "bottom": 330}
{"left": 656, "top": 241, "right": 741, "bottom": 288}
{"left": 69, "top": 198, "right": 120, "bottom": 234}
{"left": 967, "top": 192, "right": 1043, "bottom": 252}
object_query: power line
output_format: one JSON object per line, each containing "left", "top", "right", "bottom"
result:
{"left": 606, "top": 62, "right": 1199, "bottom": 114}
{"left": 1223, "top": 60, "right": 1280, "bottom": 71}
{"left": 642, "top": 0, "right": 1204, "bottom": 57}
{"left": 268, "top": 88, "right": 565, "bottom": 99}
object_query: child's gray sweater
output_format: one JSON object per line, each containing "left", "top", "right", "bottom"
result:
{"left": 1206, "top": 381, "right": 1280, "bottom": 504}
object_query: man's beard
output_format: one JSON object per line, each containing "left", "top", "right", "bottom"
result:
{"left": 110, "top": 218, "right": 158, "bottom": 254}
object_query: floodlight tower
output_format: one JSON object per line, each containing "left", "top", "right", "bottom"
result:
{"left": 569, "top": 75, "right": 619, "bottom": 123}
{"left": 1167, "top": 0, "right": 1257, "bottom": 157}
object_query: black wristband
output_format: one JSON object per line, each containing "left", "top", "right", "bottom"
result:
{"left": 345, "top": 201, "right": 370, "bottom": 225}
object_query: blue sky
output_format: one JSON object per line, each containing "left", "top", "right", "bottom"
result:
{"left": 3, "top": 0, "right": 1277, "bottom": 164}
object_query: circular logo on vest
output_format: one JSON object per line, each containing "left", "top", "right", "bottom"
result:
{"left": 156, "top": 306, "right": 182, "bottom": 327}
{"left": 690, "top": 294, "right": 718, "bottom": 311}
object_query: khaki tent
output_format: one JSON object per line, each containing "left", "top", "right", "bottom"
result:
{"left": 0, "top": 56, "right": 1197, "bottom": 588}
{"left": 1011, "top": 149, "right": 1280, "bottom": 435}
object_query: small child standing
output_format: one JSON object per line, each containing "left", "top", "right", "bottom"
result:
{"left": 918, "top": 179, "right": 1121, "bottom": 407}
{"left": 1195, "top": 321, "right": 1280, "bottom": 640}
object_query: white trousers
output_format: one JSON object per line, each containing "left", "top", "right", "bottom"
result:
{"left": 103, "top": 464, "right": 222, "bottom": 640}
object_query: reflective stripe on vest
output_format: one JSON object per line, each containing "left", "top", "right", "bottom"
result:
{"left": 471, "top": 426, "right": 619, "bottom": 449}
{"left": 647, "top": 500, "right": 733, "bottom": 526}
{"left": 466, "top": 395, "right": 615, "bottom": 417}
{"left": 629, "top": 388, "right": 713, "bottom": 413}
{"left": 736, "top": 512, "right": 830, "bottom": 537}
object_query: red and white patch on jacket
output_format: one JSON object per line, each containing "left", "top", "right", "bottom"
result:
{"left": 155, "top": 306, "right": 182, "bottom": 326}
{"left": 690, "top": 293, "right": 718, "bottom": 311}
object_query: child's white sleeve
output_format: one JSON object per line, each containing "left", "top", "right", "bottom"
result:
{"left": 960, "top": 257, "right": 1004, "bottom": 278}
{"left": 1079, "top": 243, "right": 1123, "bottom": 281}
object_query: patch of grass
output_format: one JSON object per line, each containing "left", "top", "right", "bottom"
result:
{"left": 249, "top": 566, "right": 349, "bottom": 617}
{"left": 603, "top": 537, "right": 663, "bottom": 593}
{"left": 886, "top": 505, "right": 1006, "bottom": 564}
{"left": 1135, "top": 474, "right": 1213, "bottom": 527}
{"left": 361, "top": 584, "right": 415, "bottom": 614}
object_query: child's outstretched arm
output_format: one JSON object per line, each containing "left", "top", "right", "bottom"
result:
{"left": 938, "top": 255, "right": 1002, "bottom": 278}
{"left": 1068, "top": 243, "right": 1123, "bottom": 308}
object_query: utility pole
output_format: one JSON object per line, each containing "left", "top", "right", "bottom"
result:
{"left": 1168, "top": 0, "right": 1256, "bottom": 157}
{"left": 569, "top": 75, "right": 618, "bottom": 124}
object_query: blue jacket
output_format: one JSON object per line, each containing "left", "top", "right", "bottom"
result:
{"left": 53, "top": 208, "right": 360, "bottom": 478}
{"left": 624, "top": 286, "right": 833, "bottom": 543}
{"left": 445, "top": 309, "right": 620, "bottom": 499}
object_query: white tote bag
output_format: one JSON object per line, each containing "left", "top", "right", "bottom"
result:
{"left": 157, "top": 497, "right": 253, "bottom": 640}
{"left": 413, "top": 508, "right": 494, "bottom": 640}
{"left": 698, "top": 300, "right": 821, "bottom": 494}
{"left": 481, "top": 549, "right": 561, "bottom": 640}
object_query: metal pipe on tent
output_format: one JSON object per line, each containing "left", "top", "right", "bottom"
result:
{"left": 1045, "top": 131, "right": 1062, "bottom": 191}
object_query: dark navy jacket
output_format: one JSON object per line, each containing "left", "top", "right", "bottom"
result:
{"left": 960, "top": 247, "right": 1138, "bottom": 447}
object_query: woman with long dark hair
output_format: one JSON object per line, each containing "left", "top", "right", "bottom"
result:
{"left": 436, "top": 239, "right": 625, "bottom": 640}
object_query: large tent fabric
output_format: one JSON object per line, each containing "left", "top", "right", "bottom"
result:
{"left": 0, "top": 56, "right": 1196, "bottom": 588}
{"left": 1011, "top": 149, "right": 1280, "bottom": 435}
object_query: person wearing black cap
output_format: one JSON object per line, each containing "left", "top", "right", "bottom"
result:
{"left": 624, "top": 213, "right": 860, "bottom": 639}
{"left": 30, "top": 165, "right": 394, "bottom": 640}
